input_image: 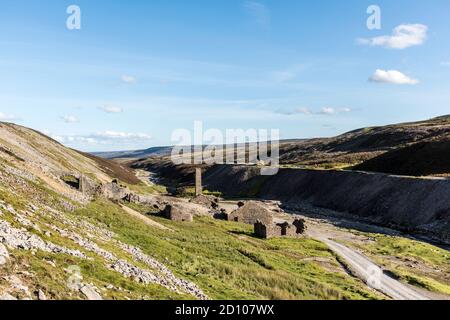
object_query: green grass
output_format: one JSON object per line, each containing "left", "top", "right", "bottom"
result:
{"left": 0, "top": 249, "right": 189, "bottom": 300}
{"left": 177, "top": 186, "right": 222, "bottom": 198}
{"left": 340, "top": 232, "right": 450, "bottom": 296}
{"left": 0, "top": 188, "right": 189, "bottom": 300}
{"left": 0, "top": 162, "right": 382, "bottom": 300}
{"left": 73, "top": 199, "right": 382, "bottom": 300}
{"left": 125, "top": 181, "right": 167, "bottom": 195}
{"left": 61, "top": 175, "right": 79, "bottom": 184}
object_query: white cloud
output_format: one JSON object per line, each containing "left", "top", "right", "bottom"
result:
{"left": 0, "top": 112, "right": 19, "bottom": 121}
{"left": 275, "top": 107, "right": 311, "bottom": 115}
{"left": 121, "top": 75, "right": 137, "bottom": 84}
{"left": 244, "top": 1, "right": 271, "bottom": 28}
{"left": 369, "top": 69, "right": 419, "bottom": 85}
{"left": 316, "top": 107, "right": 352, "bottom": 115}
{"left": 61, "top": 115, "right": 79, "bottom": 123}
{"left": 318, "top": 107, "right": 336, "bottom": 115}
{"left": 276, "top": 107, "right": 352, "bottom": 116}
{"left": 53, "top": 131, "right": 152, "bottom": 146}
{"left": 94, "top": 131, "right": 152, "bottom": 140}
{"left": 98, "top": 105, "right": 123, "bottom": 113}
{"left": 52, "top": 136, "right": 65, "bottom": 143}
{"left": 358, "top": 24, "right": 428, "bottom": 49}
{"left": 441, "top": 61, "right": 450, "bottom": 67}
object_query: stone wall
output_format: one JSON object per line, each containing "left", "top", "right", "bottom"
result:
{"left": 163, "top": 204, "right": 193, "bottom": 222}
{"left": 254, "top": 219, "right": 306, "bottom": 239}
{"left": 100, "top": 181, "right": 130, "bottom": 201}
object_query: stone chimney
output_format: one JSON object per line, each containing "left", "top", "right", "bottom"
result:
{"left": 195, "top": 167, "right": 203, "bottom": 196}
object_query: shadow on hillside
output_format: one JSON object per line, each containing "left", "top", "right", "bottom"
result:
{"left": 281, "top": 203, "right": 450, "bottom": 251}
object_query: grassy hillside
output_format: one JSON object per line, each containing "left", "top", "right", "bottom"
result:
{"left": 79, "top": 151, "right": 141, "bottom": 184}
{"left": 2, "top": 120, "right": 449, "bottom": 300}
{"left": 75, "top": 199, "right": 382, "bottom": 300}
{"left": 278, "top": 115, "right": 450, "bottom": 172}
{"left": 0, "top": 121, "right": 385, "bottom": 300}
{"left": 0, "top": 157, "right": 381, "bottom": 300}
{"left": 130, "top": 115, "right": 450, "bottom": 177}
{"left": 353, "top": 138, "right": 450, "bottom": 176}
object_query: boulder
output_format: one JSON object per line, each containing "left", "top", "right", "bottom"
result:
{"left": 37, "top": 289, "right": 47, "bottom": 300}
{"left": 0, "top": 293, "right": 17, "bottom": 300}
{"left": 80, "top": 284, "right": 103, "bottom": 300}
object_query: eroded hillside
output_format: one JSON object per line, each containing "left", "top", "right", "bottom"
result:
{"left": 128, "top": 115, "right": 450, "bottom": 177}
{"left": 0, "top": 122, "right": 207, "bottom": 300}
{"left": 0, "top": 122, "right": 384, "bottom": 300}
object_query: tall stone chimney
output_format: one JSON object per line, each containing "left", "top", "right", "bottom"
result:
{"left": 195, "top": 167, "right": 203, "bottom": 196}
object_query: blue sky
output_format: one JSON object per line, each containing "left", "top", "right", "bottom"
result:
{"left": 1, "top": 0, "right": 450, "bottom": 151}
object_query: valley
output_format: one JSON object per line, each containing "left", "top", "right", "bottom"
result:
{"left": 0, "top": 119, "right": 449, "bottom": 301}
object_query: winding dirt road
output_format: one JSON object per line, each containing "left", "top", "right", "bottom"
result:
{"left": 309, "top": 229, "right": 429, "bottom": 300}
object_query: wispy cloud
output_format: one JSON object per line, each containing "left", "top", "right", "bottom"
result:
{"left": 317, "top": 107, "right": 353, "bottom": 115}
{"left": 53, "top": 131, "right": 152, "bottom": 146}
{"left": 98, "top": 105, "right": 123, "bottom": 113}
{"left": 0, "top": 112, "right": 20, "bottom": 121}
{"left": 61, "top": 115, "right": 79, "bottom": 123}
{"left": 121, "top": 75, "right": 137, "bottom": 84}
{"left": 275, "top": 107, "right": 352, "bottom": 116}
{"left": 244, "top": 1, "right": 271, "bottom": 28}
{"left": 358, "top": 24, "right": 428, "bottom": 49}
{"left": 275, "top": 107, "right": 312, "bottom": 115}
{"left": 441, "top": 61, "right": 450, "bottom": 67}
{"left": 318, "top": 107, "right": 336, "bottom": 115}
{"left": 369, "top": 69, "right": 419, "bottom": 85}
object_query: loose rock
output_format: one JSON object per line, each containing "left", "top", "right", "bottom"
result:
{"left": 0, "top": 293, "right": 17, "bottom": 300}
{"left": 80, "top": 284, "right": 103, "bottom": 300}
{"left": 37, "top": 289, "right": 47, "bottom": 300}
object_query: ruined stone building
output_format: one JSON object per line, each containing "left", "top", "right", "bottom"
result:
{"left": 190, "top": 194, "right": 219, "bottom": 210}
{"left": 227, "top": 201, "right": 273, "bottom": 225}
{"left": 100, "top": 180, "right": 130, "bottom": 201}
{"left": 162, "top": 204, "right": 193, "bottom": 222}
{"left": 254, "top": 219, "right": 306, "bottom": 239}
{"left": 61, "top": 173, "right": 99, "bottom": 197}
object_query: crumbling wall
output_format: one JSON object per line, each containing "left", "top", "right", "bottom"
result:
{"left": 79, "top": 175, "right": 99, "bottom": 196}
{"left": 60, "top": 173, "right": 99, "bottom": 197}
{"left": 227, "top": 201, "right": 273, "bottom": 225}
{"left": 254, "top": 219, "right": 306, "bottom": 239}
{"left": 190, "top": 194, "right": 219, "bottom": 210}
{"left": 162, "top": 204, "right": 193, "bottom": 222}
{"left": 101, "top": 181, "right": 130, "bottom": 201}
